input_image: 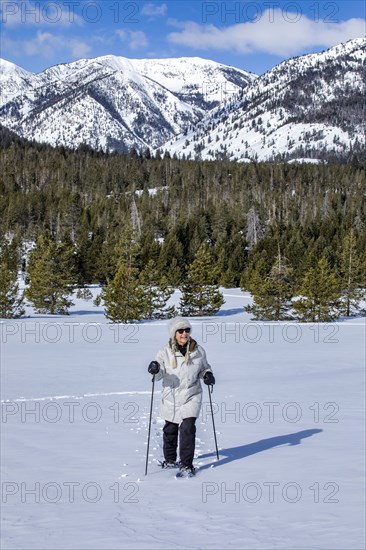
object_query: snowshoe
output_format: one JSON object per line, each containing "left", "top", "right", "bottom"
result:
{"left": 158, "top": 460, "right": 179, "bottom": 469}
{"left": 175, "top": 466, "right": 196, "bottom": 478}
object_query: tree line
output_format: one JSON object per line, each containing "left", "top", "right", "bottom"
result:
{"left": 0, "top": 126, "right": 365, "bottom": 321}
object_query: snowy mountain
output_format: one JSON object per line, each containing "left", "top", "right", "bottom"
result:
{"left": 164, "top": 38, "right": 366, "bottom": 163}
{"left": 0, "top": 56, "right": 255, "bottom": 152}
{"left": 0, "top": 38, "right": 364, "bottom": 161}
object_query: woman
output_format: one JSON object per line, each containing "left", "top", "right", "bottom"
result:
{"left": 148, "top": 316, "right": 215, "bottom": 477}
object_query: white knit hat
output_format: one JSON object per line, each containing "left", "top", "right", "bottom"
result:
{"left": 168, "top": 316, "right": 192, "bottom": 341}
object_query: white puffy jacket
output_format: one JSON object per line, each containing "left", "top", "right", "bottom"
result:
{"left": 154, "top": 339, "right": 212, "bottom": 424}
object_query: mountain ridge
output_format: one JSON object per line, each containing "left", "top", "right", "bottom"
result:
{"left": 164, "top": 38, "right": 365, "bottom": 163}
{"left": 0, "top": 38, "right": 364, "bottom": 162}
{"left": 0, "top": 55, "right": 255, "bottom": 153}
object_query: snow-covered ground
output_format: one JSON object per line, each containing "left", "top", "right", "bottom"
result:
{"left": 1, "top": 289, "right": 365, "bottom": 549}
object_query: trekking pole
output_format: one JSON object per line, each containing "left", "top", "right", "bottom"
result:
{"left": 144, "top": 374, "right": 156, "bottom": 476}
{"left": 207, "top": 384, "right": 219, "bottom": 461}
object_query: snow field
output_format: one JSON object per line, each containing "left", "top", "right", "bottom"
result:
{"left": 1, "top": 290, "right": 365, "bottom": 549}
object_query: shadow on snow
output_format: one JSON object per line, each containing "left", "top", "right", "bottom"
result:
{"left": 197, "top": 429, "right": 323, "bottom": 471}
{"left": 214, "top": 308, "right": 245, "bottom": 317}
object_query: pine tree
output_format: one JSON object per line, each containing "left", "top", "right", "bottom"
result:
{"left": 138, "top": 230, "right": 162, "bottom": 272}
{"left": 0, "top": 262, "right": 25, "bottom": 318}
{"left": 180, "top": 243, "right": 224, "bottom": 316}
{"left": 158, "top": 232, "right": 184, "bottom": 281}
{"left": 139, "top": 260, "right": 176, "bottom": 319}
{"left": 219, "top": 267, "right": 237, "bottom": 288}
{"left": 101, "top": 225, "right": 146, "bottom": 323}
{"left": 245, "top": 250, "right": 294, "bottom": 320}
{"left": 25, "top": 233, "right": 75, "bottom": 314}
{"left": 0, "top": 239, "right": 25, "bottom": 318}
{"left": 101, "top": 263, "right": 146, "bottom": 323}
{"left": 114, "top": 225, "right": 140, "bottom": 270}
{"left": 76, "top": 287, "right": 93, "bottom": 301}
{"left": 94, "top": 238, "right": 116, "bottom": 285}
{"left": 293, "top": 257, "right": 341, "bottom": 322}
{"left": 240, "top": 254, "right": 268, "bottom": 291}
{"left": 338, "top": 229, "right": 365, "bottom": 316}
{"left": 165, "top": 257, "right": 183, "bottom": 287}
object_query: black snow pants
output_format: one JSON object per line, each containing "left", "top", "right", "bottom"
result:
{"left": 163, "top": 417, "right": 196, "bottom": 468}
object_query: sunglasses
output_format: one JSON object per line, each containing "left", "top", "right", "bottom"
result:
{"left": 176, "top": 328, "right": 191, "bottom": 334}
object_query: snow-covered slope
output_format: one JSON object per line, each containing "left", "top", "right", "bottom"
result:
{"left": 0, "top": 59, "right": 45, "bottom": 105}
{"left": 131, "top": 56, "right": 254, "bottom": 106}
{"left": 0, "top": 56, "right": 254, "bottom": 152}
{"left": 164, "top": 38, "right": 366, "bottom": 162}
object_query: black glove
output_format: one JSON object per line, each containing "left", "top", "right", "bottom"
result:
{"left": 148, "top": 361, "right": 160, "bottom": 375}
{"left": 203, "top": 371, "right": 215, "bottom": 385}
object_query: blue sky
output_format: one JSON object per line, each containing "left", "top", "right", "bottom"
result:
{"left": 1, "top": 0, "right": 365, "bottom": 74}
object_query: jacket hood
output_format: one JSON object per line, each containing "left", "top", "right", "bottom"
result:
{"left": 168, "top": 316, "right": 192, "bottom": 341}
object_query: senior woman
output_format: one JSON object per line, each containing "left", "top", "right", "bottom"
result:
{"left": 148, "top": 316, "right": 215, "bottom": 477}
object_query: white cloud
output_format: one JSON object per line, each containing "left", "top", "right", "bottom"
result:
{"left": 129, "top": 31, "right": 149, "bottom": 49}
{"left": 24, "top": 32, "right": 64, "bottom": 57}
{"left": 167, "top": 10, "right": 366, "bottom": 56}
{"left": 141, "top": 3, "right": 167, "bottom": 18}
{"left": 116, "top": 30, "right": 126, "bottom": 40}
{"left": 69, "top": 39, "right": 91, "bottom": 59}
{"left": 116, "top": 29, "right": 149, "bottom": 50}
{"left": 6, "top": 31, "right": 91, "bottom": 60}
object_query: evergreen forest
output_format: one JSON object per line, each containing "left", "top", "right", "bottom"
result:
{"left": 1, "top": 126, "right": 365, "bottom": 321}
